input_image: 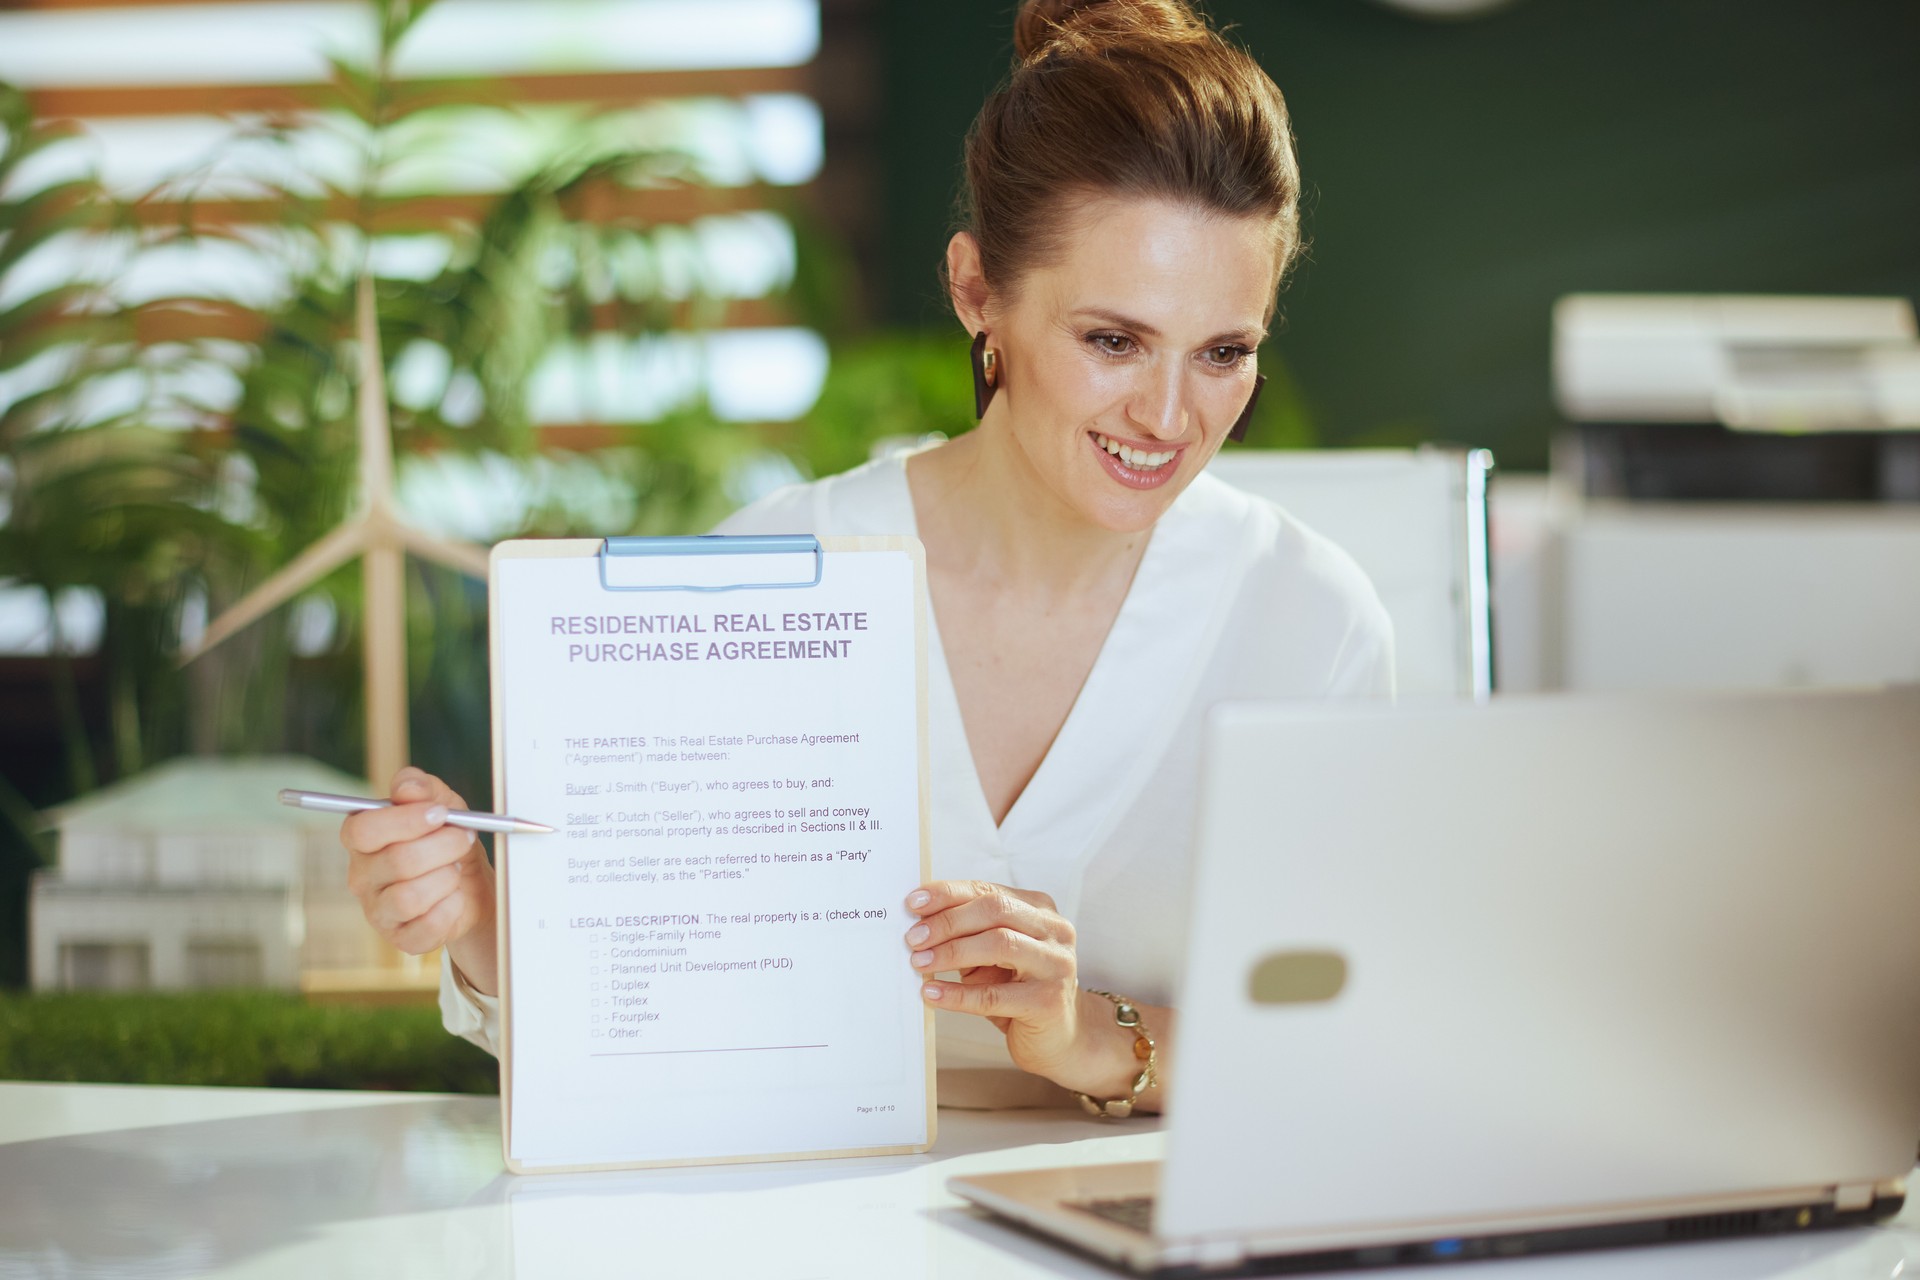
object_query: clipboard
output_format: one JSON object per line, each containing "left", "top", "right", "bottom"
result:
{"left": 488, "top": 534, "right": 935, "bottom": 1174}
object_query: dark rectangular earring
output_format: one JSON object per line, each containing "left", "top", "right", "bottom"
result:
{"left": 970, "top": 331, "right": 994, "bottom": 418}
{"left": 1228, "top": 373, "right": 1266, "bottom": 443}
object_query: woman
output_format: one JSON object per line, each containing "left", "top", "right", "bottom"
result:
{"left": 343, "top": 0, "right": 1392, "bottom": 1117}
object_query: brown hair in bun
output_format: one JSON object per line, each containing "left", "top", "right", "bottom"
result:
{"left": 1011, "top": 0, "right": 1205, "bottom": 60}
{"left": 957, "top": 0, "right": 1302, "bottom": 308}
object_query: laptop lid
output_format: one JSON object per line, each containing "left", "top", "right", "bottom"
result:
{"left": 1160, "top": 690, "right": 1920, "bottom": 1245}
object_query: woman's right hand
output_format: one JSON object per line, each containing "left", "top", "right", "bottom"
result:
{"left": 341, "top": 766, "right": 500, "bottom": 996}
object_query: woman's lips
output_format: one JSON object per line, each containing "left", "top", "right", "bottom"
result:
{"left": 1088, "top": 431, "right": 1183, "bottom": 490}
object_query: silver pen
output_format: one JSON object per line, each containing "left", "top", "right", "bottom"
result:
{"left": 279, "top": 789, "right": 556, "bottom": 835}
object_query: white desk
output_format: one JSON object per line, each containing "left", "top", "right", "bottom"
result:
{"left": 1, "top": 1081, "right": 1915, "bottom": 1278}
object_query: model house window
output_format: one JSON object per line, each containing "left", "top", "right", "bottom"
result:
{"left": 58, "top": 941, "right": 151, "bottom": 991}
{"left": 186, "top": 938, "right": 266, "bottom": 988}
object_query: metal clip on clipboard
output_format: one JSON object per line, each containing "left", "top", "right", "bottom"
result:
{"left": 597, "top": 534, "right": 823, "bottom": 594}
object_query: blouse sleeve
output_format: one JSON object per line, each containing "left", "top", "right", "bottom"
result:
{"left": 439, "top": 950, "right": 502, "bottom": 1058}
{"left": 1327, "top": 591, "right": 1397, "bottom": 700}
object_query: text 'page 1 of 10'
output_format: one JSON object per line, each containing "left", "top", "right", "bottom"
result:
{"left": 494, "top": 544, "right": 931, "bottom": 1169}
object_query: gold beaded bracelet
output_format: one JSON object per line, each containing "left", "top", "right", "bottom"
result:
{"left": 1074, "top": 988, "right": 1157, "bottom": 1119}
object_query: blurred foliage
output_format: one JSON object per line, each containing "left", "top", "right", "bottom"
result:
{"left": 0, "top": 0, "right": 771, "bottom": 820}
{"left": 182, "top": 0, "right": 767, "bottom": 805}
{"left": 0, "top": 991, "right": 497, "bottom": 1092}
{"left": 0, "top": 81, "right": 231, "bottom": 988}
{"left": 783, "top": 331, "right": 976, "bottom": 478}
{"left": 0, "top": 0, "right": 781, "bottom": 989}
{"left": 0, "top": 85, "right": 228, "bottom": 796}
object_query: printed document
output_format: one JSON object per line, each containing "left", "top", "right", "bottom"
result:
{"left": 492, "top": 540, "right": 932, "bottom": 1169}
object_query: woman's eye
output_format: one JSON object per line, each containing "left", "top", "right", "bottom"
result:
{"left": 1090, "top": 333, "right": 1135, "bottom": 356}
{"left": 1204, "top": 345, "right": 1248, "bottom": 367}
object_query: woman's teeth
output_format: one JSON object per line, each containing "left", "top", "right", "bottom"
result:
{"left": 1093, "top": 433, "right": 1176, "bottom": 471}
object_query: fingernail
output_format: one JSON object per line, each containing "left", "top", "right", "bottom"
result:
{"left": 905, "top": 924, "right": 929, "bottom": 946}
{"left": 911, "top": 950, "right": 934, "bottom": 969}
{"left": 922, "top": 984, "right": 942, "bottom": 1001}
{"left": 907, "top": 890, "right": 931, "bottom": 909}
{"left": 424, "top": 806, "right": 447, "bottom": 826}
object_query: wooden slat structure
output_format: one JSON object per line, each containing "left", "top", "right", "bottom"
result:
{"left": 26, "top": 65, "right": 810, "bottom": 120}
{"left": 4, "top": 1, "right": 822, "bottom": 368}
{"left": 124, "top": 183, "right": 794, "bottom": 234}
{"left": 168, "top": 421, "right": 778, "bottom": 452}
{"left": 0, "top": 0, "right": 874, "bottom": 313}
{"left": 129, "top": 296, "right": 791, "bottom": 345}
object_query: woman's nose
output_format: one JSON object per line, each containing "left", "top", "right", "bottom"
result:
{"left": 1126, "top": 363, "right": 1190, "bottom": 441}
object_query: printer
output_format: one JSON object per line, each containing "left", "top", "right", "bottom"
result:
{"left": 1553, "top": 294, "right": 1920, "bottom": 501}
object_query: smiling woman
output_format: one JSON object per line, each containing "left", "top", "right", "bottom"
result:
{"left": 365, "top": 0, "right": 1396, "bottom": 1115}
{"left": 943, "top": 196, "right": 1278, "bottom": 522}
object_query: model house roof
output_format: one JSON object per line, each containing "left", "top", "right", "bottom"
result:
{"left": 40, "top": 756, "right": 373, "bottom": 833}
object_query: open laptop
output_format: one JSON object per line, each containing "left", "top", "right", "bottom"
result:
{"left": 949, "top": 690, "right": 1920, "bottom": 1274}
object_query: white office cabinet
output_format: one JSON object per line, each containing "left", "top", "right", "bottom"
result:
{"left": 1559, "top": 504, "right": 1920, "bottom": 690}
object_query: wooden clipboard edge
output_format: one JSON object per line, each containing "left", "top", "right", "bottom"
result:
{"left": 501, "top": 1135, "right": 931, "bottom": 1178}
{"left": 486, "top": 534, "right": 937, "bottom": 1175}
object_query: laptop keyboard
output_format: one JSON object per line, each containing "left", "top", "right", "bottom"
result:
{"left": 1071, "top": 1195, "right": 1156, "bottom": 1234}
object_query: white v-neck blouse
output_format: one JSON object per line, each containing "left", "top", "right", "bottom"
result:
{"left": 439, "top": 453, "right": 1393, "bottom": 1079}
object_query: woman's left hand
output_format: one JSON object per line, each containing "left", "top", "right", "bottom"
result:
{"left": 903, "top": 879, "right": 1134, "bottom": 1098}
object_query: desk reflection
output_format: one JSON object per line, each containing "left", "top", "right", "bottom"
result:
{"left": 0, "top": 1084, "right": 1913, "bottom": 1280}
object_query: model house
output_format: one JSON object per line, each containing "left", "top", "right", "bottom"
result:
{"left": 29, "top": 756, "right": 420, "bottom": 992}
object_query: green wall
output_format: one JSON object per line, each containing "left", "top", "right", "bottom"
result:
{"left": 878, "top": 0, "right": 1920, "bottom": 470}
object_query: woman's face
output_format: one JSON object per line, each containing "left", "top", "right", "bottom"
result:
{"left": 986, "top": 194, "right": 1277, "bottom": 534}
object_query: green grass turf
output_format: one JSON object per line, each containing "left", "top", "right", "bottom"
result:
{"left": 0, "top": 991, "right": 498, "bottom": 1093}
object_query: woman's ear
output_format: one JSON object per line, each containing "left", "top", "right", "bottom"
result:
{"left": 945, "top": 232, "right": 991, "bottom": 335}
